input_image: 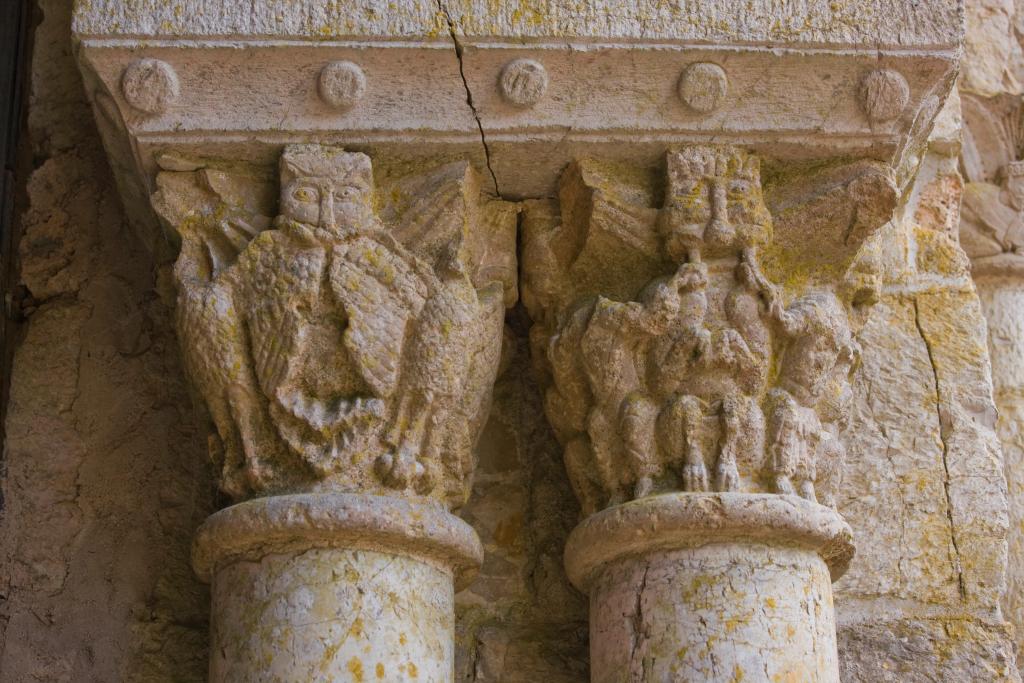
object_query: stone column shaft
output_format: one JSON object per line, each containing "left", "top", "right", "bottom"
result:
{"left": 193, "top": 494, "right": 480, "bottom": 681}
{"left": 566, "top": 494, "right": 852, "bottom": 683}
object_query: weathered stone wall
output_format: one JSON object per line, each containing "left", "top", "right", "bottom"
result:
{"left": 0, "top": 1, "right": 213, "bottom": 680}
{"left": 834, "top": 103, "right": 1019, "bottom": 680}
{"left": 960, "top": 0, "right": 1024, "bottom": 664}
{"left": 1, "top": 1, "right": 1021, "bottom": 682}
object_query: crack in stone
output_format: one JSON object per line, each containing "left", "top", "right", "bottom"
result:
{"left": 913, "top": 297, "right": 968, "bottom": 602}
{"left": 436, "top": 0, "right": 501, "bottom": 197}
{"left": 629, "top": 564, "right": 650, "bottom": 679}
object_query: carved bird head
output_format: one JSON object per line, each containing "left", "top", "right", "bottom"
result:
{"left": 279, "top": 145, "right": 375, "bottom": 236}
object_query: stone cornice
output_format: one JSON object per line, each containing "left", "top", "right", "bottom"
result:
{"left": 72, "top": 0, "right": 962, "bottom": 48}
{"left": 73, "top": 0, "right": 961, "bottom": 238}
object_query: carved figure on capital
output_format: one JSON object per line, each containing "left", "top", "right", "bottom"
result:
{"left": 961, "top": 160, "right": 1024, "bottom": 260}
{"left": 154, "top": 145, "right": 517, "bottom": 506}
{"left": 523, "top": 146, "right": 881, "bottom": 515}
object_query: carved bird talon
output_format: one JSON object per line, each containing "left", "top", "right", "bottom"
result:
{"left": 683, "top": 462, "right": 709, "bottom": 492}
{"left": 773, "top": 474, "right": 796, "bottom": 495}
{"left": 634, "top": 476, "right": 654, "bottom": 500}
{"left": 375, "top": 448, "right": 425, "bottom": 489}
{"left": 716, "top": 461, "right": 740, "bottom": 492}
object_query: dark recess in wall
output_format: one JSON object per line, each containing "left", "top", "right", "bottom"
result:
{"left": 0, "top": 0, "right": 37, "bottom": 506}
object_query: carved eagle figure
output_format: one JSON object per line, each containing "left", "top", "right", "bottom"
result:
{"left": 156, "top": 147, "right": 513, "bottom": 505}
{"left": 154, "top": 168, "right": 278, "bottom": 498}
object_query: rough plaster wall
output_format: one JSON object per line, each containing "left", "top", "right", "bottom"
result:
{"left": 455, "top": 322, "right": 589, "bottom": 682}
{"left": 0, "top": 0, "right": 214, "bottom": 680}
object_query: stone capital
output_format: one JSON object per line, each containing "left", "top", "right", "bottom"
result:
{"left": 521, "top": 144, "right": 901, "bottom": 681}
{"left": 522, "top": 146, "right": 895, "bottom": 515}
{"left": 70, "top": 2, "right": 963, "bottom": 681}
{"left": 153, "top": 145, "right": 516, "bottom": 508}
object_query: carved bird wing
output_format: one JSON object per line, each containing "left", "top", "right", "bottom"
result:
{"left": 545, "top": 301, "right": 597, "bottom": 442}
{"left": 236, "top": 234, "right": 326, "bottom": 402}
{"left": 766, "top": 160, "right": 897, "bottom": 276}
{"left": 153, "top": 165, "right": 274, "bottom": 495}
{"left": 246, "top": 296, "right": 301, "bottom": 399}
{"left": 439, "top": 281, "right": 506, "bottom": 506}
{"left": 154, "top": 166, "right": 274, "bottom": 285}
{"left": 380, "top": 161, "right": 519, "bottom": 305}
{"left": 329, "top": 236, "right": 429, "bottom": 398}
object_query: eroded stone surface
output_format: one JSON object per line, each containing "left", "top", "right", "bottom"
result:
{"left": 522, "top": 147, "right": 889, "bottom": 516}
{"left": 591, "top": 544, "right": 837, "bottom": 683}
{"left": 958, "top": 86, "right": 1024, "bottom": 661}
{"left": 211, "top": 547, "right": 453, "bottom": 682}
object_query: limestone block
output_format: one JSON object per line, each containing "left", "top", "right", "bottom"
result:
{"left": 958, "top": 90, "right": 1024, "bottom": 660}
{"left": 963, "top": 0, "right": 1024, "bottom": 98}
{"left": 839, "top": 617, "right": 1020, "bottom": 681}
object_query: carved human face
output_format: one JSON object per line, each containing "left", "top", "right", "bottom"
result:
{"left": 281, "top": 174, "right": 372, "bottom": 232}
{"left": 662, "top": 148, "right": 772, "bottom": 259}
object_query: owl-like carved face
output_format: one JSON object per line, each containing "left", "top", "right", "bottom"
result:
{"left": 279, "top": 145, "right": 374, "bottom": 233}
{"left": 281, "top": 174, "right": 372, "bottom": 231}
{"left": 661, "top": 147, "right": 772, "bottom": 260}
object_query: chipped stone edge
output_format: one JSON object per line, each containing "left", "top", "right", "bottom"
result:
{"left": 564, "top": 493, "right": 855, "bottom": 593}
{"left": 192, "top": 492, "right": 484, "bottom": 590}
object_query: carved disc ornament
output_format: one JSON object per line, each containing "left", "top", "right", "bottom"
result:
{"left": 317, "top": 61, "right": 367, "bottom": 110}
{"left": 859, "top": 69, "right": 910, "bottom": 123}
{"left": 121, "top": 58, "right": 179, "bottom": 114}
{"left": 498, "top": 58, "right": 549, "bottom": 107}
{"left": 678, "top": 62, "right": 729, "bottom": 113}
